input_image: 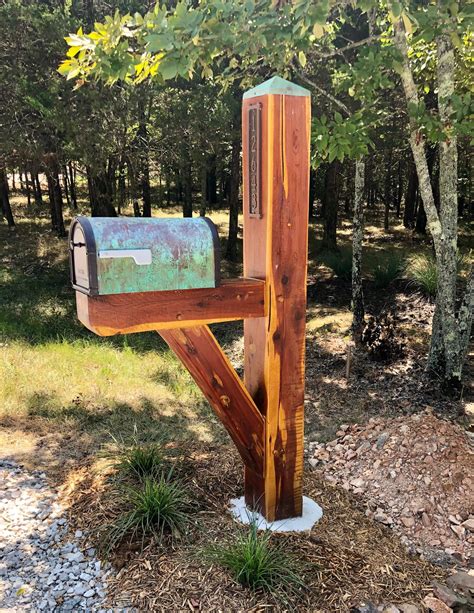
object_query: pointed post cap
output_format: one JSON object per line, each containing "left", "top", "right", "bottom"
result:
{"left": 243, "top": 76, "right": 310, "bottom": 100}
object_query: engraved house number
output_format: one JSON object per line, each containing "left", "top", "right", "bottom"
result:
{"left": 248, "top": 104, "right": 262, "bottom": 218}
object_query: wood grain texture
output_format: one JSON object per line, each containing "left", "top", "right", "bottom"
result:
{"left": 243, "top": 93, "right": 311, "bottom": 521}
{"left": 76, "top": 278, "right": 266, "bottom": 336}
{"left": 159, "top": 325, "right": 264, "bottom": 474}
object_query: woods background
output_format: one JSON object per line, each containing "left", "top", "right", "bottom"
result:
{"left": 0, "top": 0, "right": 472, "bottom": 390}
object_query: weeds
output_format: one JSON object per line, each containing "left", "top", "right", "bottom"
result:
{"left": 371, "top": 253, "right": 403, "bottom": 288}
{"left": 105, "top": 431, "right": 166, "bottom": 481}
{"left": 206, "top": 521, "right": 306, "bottom": 600}
{"left": 321, "top": 250, "right": 352, "bottom": 281}
{"left": 405, "top": 254, "right": 438, "bottom": 297}
{"left": 104, "top": 473, "right": 191, "bottom": 552}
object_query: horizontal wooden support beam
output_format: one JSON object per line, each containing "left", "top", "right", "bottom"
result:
{"left": 159, "top": 325, "right": 264, "bottom": 474}
{"left": 76, "top": 278, "right": 266, "bottom": 337}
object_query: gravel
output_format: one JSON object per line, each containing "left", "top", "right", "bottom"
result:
{"left": 0, "top": 459, "right": 133, "bottom": 612}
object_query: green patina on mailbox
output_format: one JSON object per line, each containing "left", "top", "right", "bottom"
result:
{"left": 69, "top": 216, "right": 220, "bottom": 296}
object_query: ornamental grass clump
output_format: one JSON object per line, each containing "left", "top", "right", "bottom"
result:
{"left": 321, "top": 250, "right": 352, "bottom": 281}
{"left": 405, "top": 253, "right": 438, "bottom": 298}
{"left": 114, "top": 441, "right": 166, "bottom": 480}
{"left": 206, "top": 521, "right": 306, "bottom": 600}
{"left": 105, "top": 474, "right": 191, "bottom": 552}
{"left": 103, "top": 429, "right": 167, "bottom": 481}
{"left": 372, "top": 253, "right": 403, "bottom": 288}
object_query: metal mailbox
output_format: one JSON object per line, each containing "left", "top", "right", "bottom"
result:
{"left": 69, "top": 216, "right": 220, "bottom": 296}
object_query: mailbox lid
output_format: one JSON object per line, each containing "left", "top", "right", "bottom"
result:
{"left": 69, "top": 216, "right": 220, "bottom": 296}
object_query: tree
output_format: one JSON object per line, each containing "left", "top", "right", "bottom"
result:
{"left": 58, "top": 0, "right": 473, "bottom": 388}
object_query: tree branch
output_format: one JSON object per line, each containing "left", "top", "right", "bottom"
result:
{"left": 313, "top": 35, "right": 380, "bottom": 59}
{"left": 293, "top": 63, "right": 351, "bottom": 116}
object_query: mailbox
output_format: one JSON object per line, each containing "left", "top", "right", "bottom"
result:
{"left": 69, "top": 216, "right": 220, "bottom": 296}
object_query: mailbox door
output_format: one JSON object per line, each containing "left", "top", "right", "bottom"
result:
{"left": 69, "top": 217, "right": 99, "bottom": 295}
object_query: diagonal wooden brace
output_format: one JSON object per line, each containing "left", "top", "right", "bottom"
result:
{"left": 158, "top": 325, "right": 265, "bottom": 475}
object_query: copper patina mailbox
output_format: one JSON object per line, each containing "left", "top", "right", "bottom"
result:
{"left": 69, "top": 216, "right": 220, "bottom": 296}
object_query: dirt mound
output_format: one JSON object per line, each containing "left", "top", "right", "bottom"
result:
{"left": 310, "top": 411, "right": 474, "bottom": 567}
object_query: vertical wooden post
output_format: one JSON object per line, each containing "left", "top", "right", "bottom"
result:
{"left": 242, "top": 77, "right": 311, "bottom": 521}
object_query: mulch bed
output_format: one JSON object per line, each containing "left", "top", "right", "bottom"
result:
{"left": 62, "top": 443, "right": 446, "bottom": 612}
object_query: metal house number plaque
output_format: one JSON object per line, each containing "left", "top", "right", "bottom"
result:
{"left": 248, "top": 104, "right": 262, "bottom": 218}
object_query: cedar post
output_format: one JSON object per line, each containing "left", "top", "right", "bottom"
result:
{"left": 242, "top": 77, "right": 311, "bottom": 521}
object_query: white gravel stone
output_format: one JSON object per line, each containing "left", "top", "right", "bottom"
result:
{"left": 0, "top": 459, "right": 132, "bottom": 612}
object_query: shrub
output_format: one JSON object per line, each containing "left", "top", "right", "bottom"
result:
{"left": 105, "top": 474, "right": 191, "bottom": 551}
{"left": 206, "top": 522, "right": 305, "bottom": 600}
{"left": 405, "top": 253, "right": 438, "bottom": 297}
{"left": 321, "top": 250, "right": 352, "bottom": 281}
{"left": 371, "top": 253, "right": 403, "bottom": 288}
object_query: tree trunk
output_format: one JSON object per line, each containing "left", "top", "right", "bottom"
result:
{"left": 403, "top": 161, "right": 418, "bottom": 228}
{"left": 396, "top": 160, "right": 403, "bottom": 217}
{"left": 384, "top": 149, "right": 392, "bottom": 231}
{"left": 415, "top": 200, "right": 427, "bottom": 234}
{"left": 351, "top": 159, "right": 365, "bottom": 342}
{"left": 183, "top": 161, "right": 192, "bottom": 218}
{"left": 321, "top": 161, "right": 339, "bottom": 251}
{"left": 62, "top": 165, "right": 71, "bottom": 208}
{"left": 33, "top": 173, "right": 43, "bottom": 206}
{"left": 87, "top": 165, "right": 117, "bottom": 217}
{"left": 393, "top": 16, "right": 472, "bottom": 389}
{"left": 25, "top": 170, "right": 32, "bottom": 207}
{"left": 199, "top": 162, "right": 207, "bottom": 217}
{"left": 45, "top": 154, "right": 66, "bottom": 237}
{"left": 137, "top": 100, "right": 151, "bottom": 217}
{"left": 68, "top": 162, "right": 77, "bottom": 209}
{"left": 0, "top": 166, "right": 15, "bottom": 228}
{"left": 118, "top": 161, "right": 126, "bottom": 215}
{"left": 207, "top": 154, "right": 217, "bottom": 205}
{"left": 225, "top": 136, "right": 240, "bottom": 261}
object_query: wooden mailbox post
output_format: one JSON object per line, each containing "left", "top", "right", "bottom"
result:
{"left": 71, "top": 77, "right": 310, "bottom": 522}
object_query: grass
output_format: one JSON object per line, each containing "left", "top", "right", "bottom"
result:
{"left": 405, "top": 253, "right": 438, "bottom": 297}
{"left": 206, "top": 521, "right": 306, "bottom": 600}
{"left": 404, "top": 251, "right": 470, "bottom": 298}
{"left": 319, "top": 249, "right": 352, "bottom": 281}
{"left": 371, "top": 252, "right": 403, "bottom": 288}
{"left": 105, "top": 431, "right": 167, "bottom": 481}
{"left": 105, "top": 473, "right": 191, "bottom": 552}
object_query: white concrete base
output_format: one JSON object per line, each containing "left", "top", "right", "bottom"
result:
{"left": 229, "top": 496, "right": 323, "bottom": 532}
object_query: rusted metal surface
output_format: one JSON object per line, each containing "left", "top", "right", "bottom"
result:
{"left": 70, "top": 216, "right": 220, "bottom": 296}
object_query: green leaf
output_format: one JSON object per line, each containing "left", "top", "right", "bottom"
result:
{"left": 146, "top": 33, "right": 174, "bottom": 52}
{"left": 159, "top": 57, "right": 179, "bottom": 80}
{"left": 298, "top": 50, "right": 307, "bottom": 68}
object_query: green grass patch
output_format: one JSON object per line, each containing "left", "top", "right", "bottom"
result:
{"left": 371, "top": 252, "right": 403, "bottom": 288}
{"left": 319, "top": 249, "right": 352, "bottom": 281}
{"left": 405, "top": 253, "right": 438, "bottom": 297}
{"left": 105, "top": 431, "right": 167, "bottom": 481}
{"left": 105, "top": 474, "right": 192, "bottom": 552}
{"left": 206, "top": 522, "right": 306, "bottom": 600}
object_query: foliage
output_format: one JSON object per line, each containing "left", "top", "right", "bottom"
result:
{"left": 371, "top": 253, "right": 403, "bottom": 288}
{"left": 312, "top": 112, "right": 372, "bottom": 165}
{"left": 321, "top": 250, "right": 352, "bottom": 281}
{"left": 405, "top": 252, "right": 468, "bottom": 298}
{"left": 205, "top": 521, "right": 305, "bottom": 599}
{"left": 405, "top": 253, "right": 438, "bottom": 298}
{"left": 105, "top": 473, "right": 191, "bottom": 551}
{"left": 106, "top": 431, "right": 166, "bottom": 481}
